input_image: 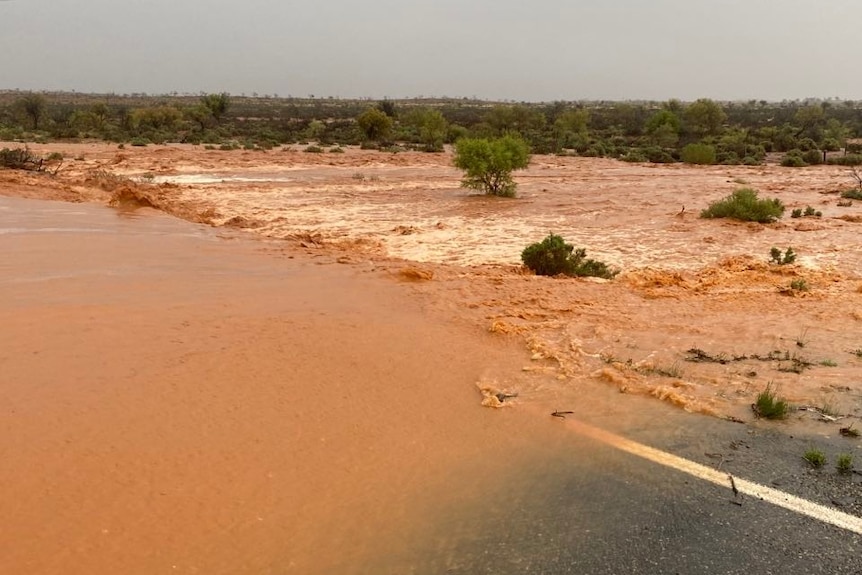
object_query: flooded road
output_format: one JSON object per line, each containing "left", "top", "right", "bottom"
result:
{"left": 2, "top": 196, "right": 860, "bottom": 574}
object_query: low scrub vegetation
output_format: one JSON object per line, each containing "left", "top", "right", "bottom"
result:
{"left": 803, "top": 448, "right": 826, "bottom": 468}
{"left": 680, "top": 143, "right": 716, "bottom": 165}
{"left": 769, "top": 247, "right": 796, "bottom": 265}
{"left": 521, "top": 234, "right": 618, "bottom": 279}
{"left": 0, "top": 146, "right": 45, "bottom": 171}
{"left": 701, "top": 188, "right": 785, "bottom": 223}
{"left": 753, "top": 383, "right": 789, "bottom": 419}
{"left": 0, "top": 92, "right": 860, "bottom": 169}
{"left": 836, "top": 454, "right": 854, "bottom": 473}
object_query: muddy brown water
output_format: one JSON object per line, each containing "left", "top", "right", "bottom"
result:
{"left": 2, "top": 197, "right": 612, "bottom": 574}
{"left": 3, "top": 144, "right": 862, "bottom": 419}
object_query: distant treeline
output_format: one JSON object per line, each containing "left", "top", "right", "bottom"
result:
{"left": 1, "top": 91, "right": 861, "bottom": 166}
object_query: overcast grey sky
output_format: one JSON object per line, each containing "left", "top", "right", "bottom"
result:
{"left": 1, "top": 0, "right": 859, "bottom": 101}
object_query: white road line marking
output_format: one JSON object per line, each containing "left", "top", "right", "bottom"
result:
{"left": 563, "top": 418, "right": 862, "bottom": 535}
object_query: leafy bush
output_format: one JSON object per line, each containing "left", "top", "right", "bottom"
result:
{"left": 453, "top": 135, "right": 531, "bottom": 197}
{"left": 700, "top": 188, "right": 785, "bottom": 223}
{"left": 769, "top": 247, "right": 796, "bottom": 265}
{"left": 304, "top": 145, "right": 324, "bottom": 153}
{"left": 791, "top": 208, "right": 803, "bottom": 218}
{"left": 801, "top": 149, "right": 824, "bottom": 165}
{"left": 827, "top": 154, "right": 862, "bottom": 166}
{"left": 790, "top": 278, "right": 810, "bottom": 292}
{"left": 781, "top": 154, "right": 806, "bottom": 167}
{"left": 641, "top": 146, "right": 675, "bottom": 163}
{"left": 840, "top": 189, "right": 862, "bottom": 200}
{"left": 130, "top": 137, "right": 149, "bottom": 147}
{"left": 680, "top": 143, "right": 716, "bottom": 165}
{"left": 621, "top": 149, "right": 648, "bottom": 163}
{"left": 803, "top": 206, "right": 821, "bottom": 217}
{"left": 742, "top": 156, "right": 761, "bottom": 166}
{"left": 521, "top": 234, "right": 618, "bottom": 279}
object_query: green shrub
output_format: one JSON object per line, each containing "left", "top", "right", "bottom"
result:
{"left": 700, "top": 188, "right": 785, "bottom": 223}
{"left": 836, "top": 454, "right": 854, "bottom": 474}
{"left": 754, "top": 383, "right": 788, "bottom": 419}
{"left": 717, "top": 151, "right": 740, "bottom": 165}
{"left": 621, "top": 149, "right": 648, "bottom": 163}
{"left": 680, "top": 143, "right": 716, "bottom": 165}
{"left": 641, "top": 146, "right": 675, "bottom": 163}
{"left": 130, "top": 137, "right": 150, "bottom": 147}
{"left": 803, "top": 449, "right": 826, "bottom": 468}
{"left": 781, "top": 154, "right": 807, "bottom": 167}
{"left": 801, "top": 149, "right": 824, "bottom": 165}
{"left": 827, "top": 154, "right": 862, "bottom": 166}
{"left": 742, "top": 156, "right": 761, "bottom": 166}
{"left": 803, "top": 205, "right": 821, "bottom": 217}
{"left": 329, "top": 147, "right": 345, "bottom": 153}
{"left": 791, "top": 208, "right": 803, "bottom": 218}
{"left": 840, "top": 189, "right": 862, "bottom": 200}
{"left": 790, "top": 279, "right": 810, "bottom": 292}
{"left": 769, "top": 247, "right": 796, "bottom": 265}
{"left": 521, "top": 234, "right": 618, "bottom": 279}
{"left": 304, "top": 145, "right": 324, "bottom": 153}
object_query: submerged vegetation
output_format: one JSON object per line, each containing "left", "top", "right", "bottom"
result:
{"left": 521, "top": 234, "right": 618, "bottom": 279}
{"left": 701, "top": 188, "right": 785, "bottom": 223}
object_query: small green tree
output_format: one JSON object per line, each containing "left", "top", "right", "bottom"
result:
{"left": 16, "top": 93, "right": 46, "bottom": 130}
{"left": 453, "top": 135, "right": 530, "bottom": 197}
{"left": 405, "top": 109, "right": 448, "bottom": 151}
{"left": 357, "top": 107, "right": 393, "bottom": 142}
{"left": 201, "top": 93, "right": 230, "bottom": 124}
{"left": 684, "top": 98, "right": 726, "bottom": 138}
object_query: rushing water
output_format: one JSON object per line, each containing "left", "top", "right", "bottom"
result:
{"left": 137, "top": 153, "right": 862, "bottom": 421}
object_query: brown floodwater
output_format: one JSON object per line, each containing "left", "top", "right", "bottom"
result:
{"left": 3, "top": 144, "right": 862, "bottom": 573}
{"left": 3, "top": 143, "right": 862, "bottom": 420}
{"left": 3, "top": 196, "right": 612, "bottom": 574}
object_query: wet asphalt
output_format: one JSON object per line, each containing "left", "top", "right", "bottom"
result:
{"left": 373, "top": 399, "right": 861, "bottom": 574}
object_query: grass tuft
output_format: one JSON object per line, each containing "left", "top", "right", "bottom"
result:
{"left": 753, "top": 383, "right": 789, "bottom": 419}
{"left": 803, "top": 448, "right": 826, "bottom": 468}
{"left": 836, "top": 454, "right": 854, "bottom": 474}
